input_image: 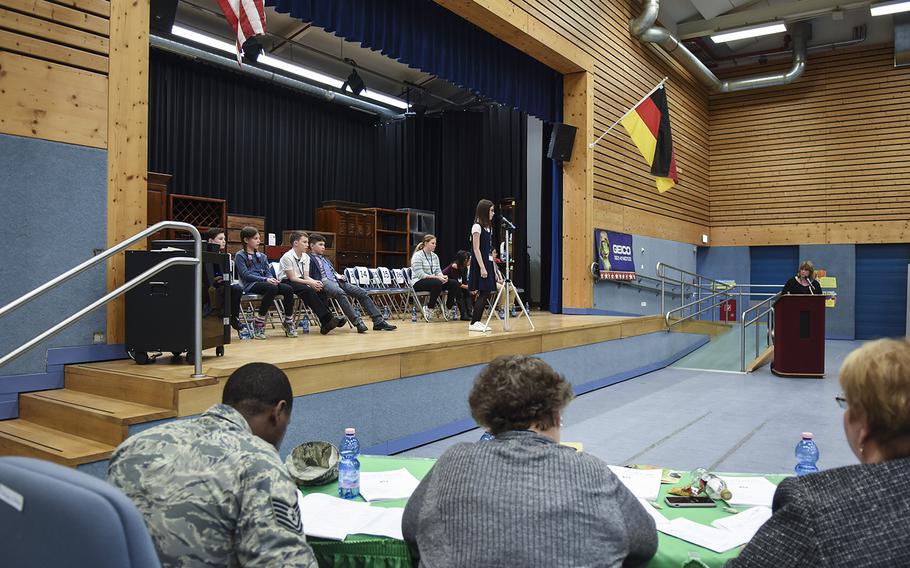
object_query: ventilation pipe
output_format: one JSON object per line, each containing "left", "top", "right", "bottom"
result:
{"left": 630, "top": 0, "right": 809, "bottom": 93}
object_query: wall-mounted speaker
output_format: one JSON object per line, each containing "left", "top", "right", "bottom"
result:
{"left": 546, "top": 123, "right": 577, "bottom": 162}
{"left": 150, "top": 0, "right": 178, "bottom": 34}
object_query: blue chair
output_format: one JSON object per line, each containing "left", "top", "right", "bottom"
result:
{"left": 0, "top": 457, "right": 160, "bottom": 568}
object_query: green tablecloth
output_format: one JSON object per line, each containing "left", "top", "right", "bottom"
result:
{"left": 299, "top": 455, "right": 785, "bottom": 568}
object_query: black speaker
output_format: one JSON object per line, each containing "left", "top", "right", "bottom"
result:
{"left": 150, "top": 0, "right": 178, "bottom": 34}
{"left": 547, "top": 123, "right": 577, "bottom": 162}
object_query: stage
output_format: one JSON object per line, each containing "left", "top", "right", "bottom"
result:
{"left": 0, "top": 313, "right": 713, "bottom": 468}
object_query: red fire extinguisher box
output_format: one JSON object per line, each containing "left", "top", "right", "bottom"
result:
{"left": 720, "top": 299, "right": 736, "bottom": 322}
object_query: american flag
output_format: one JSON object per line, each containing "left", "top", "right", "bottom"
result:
{"left": 215, "top": 0, "right": 266, "bottom": 62}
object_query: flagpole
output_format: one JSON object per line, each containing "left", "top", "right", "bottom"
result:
{"left": 588, "top": 76, "right": 668, "bottom": 148}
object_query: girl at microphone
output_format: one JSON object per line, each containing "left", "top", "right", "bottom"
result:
{"left": 468, "top": 199, "right": 496, "bottom": 332}
{"left": 782, "top": 260, "right": 823, "bottom": 295}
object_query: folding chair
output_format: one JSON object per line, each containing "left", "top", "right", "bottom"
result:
{"left": 402, "top": 267, "right": 448, "bottom": 322}
{"left": 378, "top": 267, "right": 408, "bottom": 318}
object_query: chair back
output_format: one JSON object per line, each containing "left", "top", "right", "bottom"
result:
{"left": 402, "top": 267, "right": 414, "bottom": 286}
{"left": 0, "top": 457, "right": 161, "bottom": 568}
{"left": 269, "top": 262, "right": 282, "bottom": 280}
{"left": 379, "top": 267, "right": 394, "bottom": 287}
{"left": 344, "top": 267, "right": 359, "bottom": 285}
{"left": 368, "top": 268, "right": 383, "bottom": 288}
{"left": 355, "top": 267, "right": 372, "bottom": 288}
{"left": 392, "top": 268, "right": 406, "bottom": 286}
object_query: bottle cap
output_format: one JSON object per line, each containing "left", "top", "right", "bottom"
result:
{"left": 802, "top": 432, "right": 813, "bottom": 439}
{"left": 345, "top": 427, "right": 356, "bottom": 435}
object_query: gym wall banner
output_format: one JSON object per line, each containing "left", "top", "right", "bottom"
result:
{"left": 595, "top": 229, "right": 636, "bottom": 281}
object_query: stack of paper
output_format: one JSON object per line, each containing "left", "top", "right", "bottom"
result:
{"left": 717, "top": 476, "right": 778, "bottom": 507}
{"left": 298, "top": 493, "right": 405, "bottom": 541}
{"left": 657, "top": 506, "right": 772, "bottom": 553}
{"left": 607, "top": 465, "right": 663, "bottom": 501}
{"left": 358, "top": 468, "right": 421, "bottom": 502}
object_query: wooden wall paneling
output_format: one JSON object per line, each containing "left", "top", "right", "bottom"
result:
{"left": 0, "top": 29, "right": 108, "bottom": 72}
{"left": 709, "top": 45, "right": 910, "bottom": 245}
{"left": 105, "top": 0, "right": 148, "bottom": 343}
{"left": 0, "top": 51, "right": 107, "bottom": 147}
{"left": 562, "top": 70, "right": 594, "bottom": 308}
{"left": 54, "top": 0, "right": 111, "bottom": 18}
{"left": 0, "top": 8, "right": 109, "bottom": 53}
{"left": 0, "top": 0, "right": 109, "bottom": 35}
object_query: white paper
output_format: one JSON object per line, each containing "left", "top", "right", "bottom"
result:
{"left": 718, "top": 476, "right": 778, "bottom": 507}
{"left": 607, "top": 465, "right": 663, "bottom": 501}
{"left": 298, "top": 493, "right": 406, "bottom": 541}
{"left": 658, "top": 518, "right": 747, "bottom": 553}
{"left": 711, "top": 506, "right": 772, "bottom": 541}
{"left": 359, "top": 468, "right": 421, "bottom": 502}
{"left": 637, "top": 497, "right": 670, "bottom": 528}
{"left": 0, "top": 483, "right": 24, "bottom": 512}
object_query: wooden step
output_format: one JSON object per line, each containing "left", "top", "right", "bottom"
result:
{"left": 0, "top": 420, "right": 115, "bottom": 467}
{"left": 19, "top": 390, "right": 174, "bottom": 446}
{"left": 64, "top": 363, "right": 218, "bottom": 409}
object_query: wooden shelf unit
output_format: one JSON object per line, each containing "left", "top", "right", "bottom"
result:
{"left": 367, "top": 208, "right": 410, "bottom": 269}
{"left": 315, "top": 206, "right": 375, "bottom": 269}
{"left": 226, "top": 213, "right": 266, "bottom": 254}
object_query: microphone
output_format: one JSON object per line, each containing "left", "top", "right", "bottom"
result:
{"left": 500, "top": 215, "right": 517, "bottom": 230}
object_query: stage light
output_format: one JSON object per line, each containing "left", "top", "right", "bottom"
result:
{"left": 342, "top": 66, "right": 366, "bottom": 96}
{"left": 870, "top": 0, "right": 910, "bottom": 16}
{"left": 241, "top": 37, "right": 262, "bottom": 64}
{"left": 710, "top": 22, "right": 787, "bottom": 43}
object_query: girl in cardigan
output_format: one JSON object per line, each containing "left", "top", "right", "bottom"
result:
{"left": 235, "top": 227, "right": 296, "bottom": 339}
{"left": 409, "top": 234, "right": 461, "bottom": 321}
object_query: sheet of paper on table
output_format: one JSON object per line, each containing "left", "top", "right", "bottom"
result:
{"left": 358, "top": 468, "right": 421, "bottom": 502}
{"left": 299, "top": 493, "right": 405, "bottom": 541}
{"left": 711, "top": 506, "right": 772, "bottom": 541}
{"left": 637, "top": 498, "right": 670, "bottom": 528}
{"left": 607, "top": 465, "right": 663, "bottom": 501}
{"left": 717, "top": 476, "right": 778, "bottom": 507}
{"left": 659, "top": 518, "right": 749, "bottom": 553}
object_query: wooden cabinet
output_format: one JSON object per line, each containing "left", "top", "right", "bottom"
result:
{"left": 147, "top": 172, "right": 170, "bottom": 245}
{"left": 316, "top": 206, "right": 375, "bottom": 269}
{"left": 367, "top": 208, "right": 410, "bottom": 269}
{"left": 169, "top": 194, "right": 227, "bottom": 241}
{"left": 227, "top": 213, "right": 265, "bottom": 254}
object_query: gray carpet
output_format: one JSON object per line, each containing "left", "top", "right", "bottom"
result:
{"left": 399, "top": 340, "right": 860, "bottom": 475}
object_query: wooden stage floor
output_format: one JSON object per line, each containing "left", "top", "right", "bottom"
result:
{"left": 72, "top": 313, "right": 664, "bottom": 417}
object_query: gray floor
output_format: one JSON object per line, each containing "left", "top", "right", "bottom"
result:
{"left": 399, "top": 340, "right": 861, "bottom": 475}
{"left": 672, "top": 324, "right": 770, "bottom": 373}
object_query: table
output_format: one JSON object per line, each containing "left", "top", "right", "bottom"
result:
{"left": 298, "top": 455, "right": 785, "bottom": 568}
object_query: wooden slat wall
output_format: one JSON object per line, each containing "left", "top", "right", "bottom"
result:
{"left": 0, "top": 0, "right": 110, "bottom": 147}
{"left": 710, "top": 45, "right": 910, "bottom": 245}
{"left": 514, "top": 0, "right": 711, "bottom": 244}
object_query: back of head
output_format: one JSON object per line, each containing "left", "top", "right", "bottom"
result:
{"left": 223, "top": 362, "right": 293, "bottom": 417}
{"left": 469, "top": 355, "right": 573, "bottom": 435}
{"left": 840, "top": 338, "right": 910, "bottom": 459}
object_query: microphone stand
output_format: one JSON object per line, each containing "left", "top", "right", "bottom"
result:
{"left": 484, "top": 222, "right": 535, "bottom": 331}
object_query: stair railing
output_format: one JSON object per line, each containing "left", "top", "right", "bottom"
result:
{"left": 0, "top": 221, "right": 204, "bottom": 378}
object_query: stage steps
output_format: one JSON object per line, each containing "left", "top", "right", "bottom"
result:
{"left": 0, "top": 366, "right": 214, "bottom": 466}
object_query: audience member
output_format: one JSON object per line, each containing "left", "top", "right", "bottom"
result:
{"left": 729, "top": 338, "right": 910, "bottom": 567}
{"left": 235, "top": 227, "right": 297, "bottom": 339}
{"left": 402, "top": 355, "right": 658, "bottom": 567}
{"left": 442, "top": 250, "right": 472, "bottom": 320}
{"left": 409, "top": 234, "right": 462, "bottom": 321}
{"left": 307, "top": 233, "right": 396, "bottom": 333}
{"left": 278, "top": 231, "right": 345, "bottom": 335}
{"left": 205, "top": 227, "right": 244, "bottom": 332}
{"left": 108, "top": 363, "right": 317, "bottom": 568}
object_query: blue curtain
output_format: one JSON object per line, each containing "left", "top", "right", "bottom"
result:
{"left": 265, "top": 0, "right": 562, "bottom": 122}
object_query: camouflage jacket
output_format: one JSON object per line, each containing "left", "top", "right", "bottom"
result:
{"left": 108, "top": 404, "right": 317, "bottom": 567}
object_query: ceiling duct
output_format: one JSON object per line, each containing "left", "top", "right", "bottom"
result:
{"left": 630, "top": 0, "right": 809, "bottom": 93}
{"left": 895, "top": 13, "right": 910, "bottom": 67}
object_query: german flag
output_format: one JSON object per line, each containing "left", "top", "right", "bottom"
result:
{"left": 620, "top": 87, "right": 678, "bottom": 193}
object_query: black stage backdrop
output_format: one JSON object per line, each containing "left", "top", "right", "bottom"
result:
{"left": 149, "top": 49, "right": 528, "bottom": 284}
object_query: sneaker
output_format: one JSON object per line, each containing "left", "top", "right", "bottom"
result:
{"left": 422, "top": 306, "right": 431, "bottom": 321}
{"left": 252, "top": 321, "right": 267, "bottom": 340}
{"left": 468, "top": 322, "right": 489, "bottom": 333}
{"left": 284, "top": 321, "right": 298, "bottom": 338}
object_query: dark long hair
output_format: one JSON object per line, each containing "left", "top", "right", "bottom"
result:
{"left": 475, "top": 199, "right": 494, "bottom": 229}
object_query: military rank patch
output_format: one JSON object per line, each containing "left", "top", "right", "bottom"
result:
{"left": 272, "top": 497, "right": 303, "bottom": 534}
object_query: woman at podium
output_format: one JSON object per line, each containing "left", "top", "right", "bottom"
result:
{"left": 782, "top": 260, "right": 823, "bottom": 295}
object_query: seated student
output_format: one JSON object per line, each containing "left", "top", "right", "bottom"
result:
{"left": 278, "top": 231, "right": 345, "bottom": 335}
{"left": 205, "top": 228, "right": 244, "bottom": 332}
{"left": 409, "top": 234, "right": 462, "bottom": 321}
{"left": 402, "top": 355, "right": 658, "bottom": 567}
{"left": 729, "top": 338, "right": 910, "bottom": 567}
{"left": 307, "top": 233, "right": 396, "bottom": 333}
{"left": 441, "top": 250, "right": 472, "bottom": 321}
{"left": 108, "top": 362, "right": 318, "bottom": 568}
{"left": 235, "top": 227, "right": 297, "bottom": 339}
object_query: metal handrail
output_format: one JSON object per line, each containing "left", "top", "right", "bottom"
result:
{"left": 657, "top": 262, "right": 732, "bottom": 290}
{"left": 740, "top": 292, "right": 781, "bottom": 372}
{"left": 0, "top": 221, "right": 204, "bottom": 378}
{"left": 592, "top": 266, "right": 686, "bottom": 298}
{"left": 665, "top": 287, "right": 735, "bottom": 328}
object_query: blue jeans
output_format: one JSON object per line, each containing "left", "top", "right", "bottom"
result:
{"left": 321, "top": 279, "right": 381, "bottom": 325}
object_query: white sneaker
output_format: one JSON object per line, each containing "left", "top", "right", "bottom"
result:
{"left": 468, "top": 322, "right": 490, "bottom": 333}
{"left": 422, "top": 306, "right": 431, "bottom": 321}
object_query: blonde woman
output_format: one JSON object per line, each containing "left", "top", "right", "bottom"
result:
{"left": 782, "top": 260, "right": 823, "bottom": 295}
{"left": 410, "top": 234, "right": 460, "bottom": 321}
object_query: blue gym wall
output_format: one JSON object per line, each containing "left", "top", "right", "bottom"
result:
{"left": 0, "top": 134, "right": 109, "bottom": 417}
{"left": 800, "top": 244, "right": 855, "bottom": 340}
{"left": 592, "top": 234, "right": 698, "bottom": 316}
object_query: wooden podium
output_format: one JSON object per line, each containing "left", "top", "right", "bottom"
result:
{"left": 772, "top": 294, "right": 826, "bottom": 378}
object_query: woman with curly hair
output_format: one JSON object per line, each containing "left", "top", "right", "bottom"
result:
{"left": 402, "top": 355, "right": 657, "bottom": 567}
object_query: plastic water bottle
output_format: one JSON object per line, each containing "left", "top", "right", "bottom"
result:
{"left": 794, "top": 432, "right": 819, "bottom": 476}
{"left": 338, "top": 427, "right": 361, "bottom": 499}
{"left": 510, "top": 304, "right": 517, "bottom": 317}
{"left": 498, "top": 306, "right": 505, "bottom": 320}
{"left": 411, "top": 306, "right": 417, "bottom": 322}
{"left": 383, "top": 306, "right": 390, "bottom": 319}
{"left": 479, "top": 431, "right": 495, "bottom": 442}
{"left": 239, "top": 324, "right": 252, "bottom": 340}
{"left": 300, "top": 318, "right": 310, "bottom": 334}
{"left": 450, "top": 307, "right": 457, "bottom": 320}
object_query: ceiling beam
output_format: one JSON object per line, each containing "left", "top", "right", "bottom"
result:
{"left": 677, "top": 0, "right": 869, "bottom": 40}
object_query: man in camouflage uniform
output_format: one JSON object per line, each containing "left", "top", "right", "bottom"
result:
{"left": 108, "top": 362, "right": 317, "bottom": 567}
